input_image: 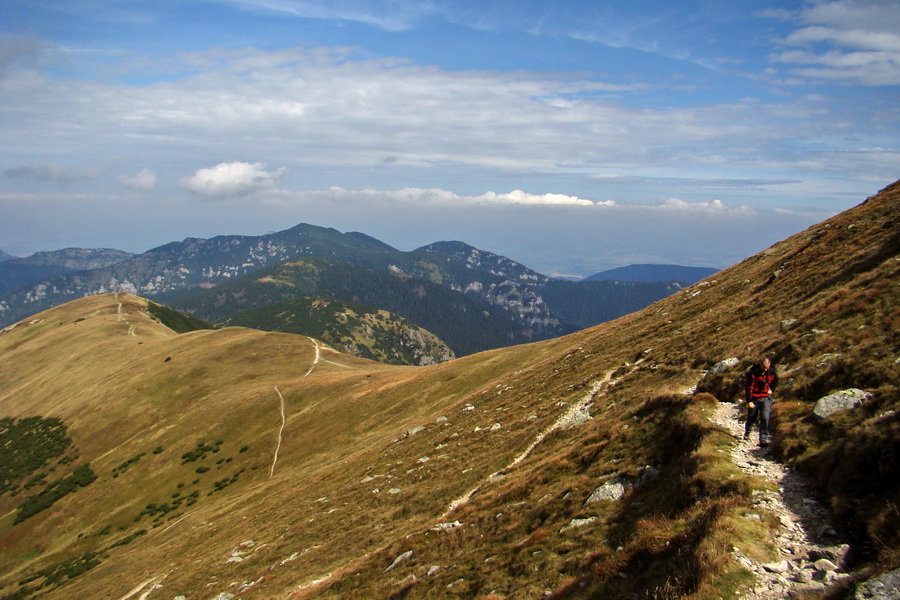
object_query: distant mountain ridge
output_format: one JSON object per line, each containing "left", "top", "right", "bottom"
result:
{"left": 0, "top": 248, "right": 135, "bottom": 296}
{"left": 585, "top": 263, "right": 719, "bottom": 284}
{"left": 0, "top": 225, "right": 396, "bottom": 326}
{"left": 0, "top": 249, "right": 16, "bottom": 262}
{"left": 0, "top": 227, "right": 681, "bottom": 355}
{"left": 173, "top": 256, "right": 541, "bottom": 357}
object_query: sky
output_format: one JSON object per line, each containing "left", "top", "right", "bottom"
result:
{"left": 1, "top": 0, "right": 898, "bottom": 277}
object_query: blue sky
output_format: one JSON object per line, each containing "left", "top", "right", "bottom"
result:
{"left": 1, "top": 0, "right": 898, "bottom": 276}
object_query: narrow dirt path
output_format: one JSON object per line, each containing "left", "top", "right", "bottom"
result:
{"left": 270, "top": 338, "right": 321, "bottom": 478}
{"left": 115, "top": 294, "right": 137, "bottom": 336}
{"left": 710, "top": 401, "right": 851, "bottom": 598}
{"left": 270, "top": 386, "right": 287, "bottom": 478}
{"left": 302, "top": 337, "right": 320, "bottom": 378}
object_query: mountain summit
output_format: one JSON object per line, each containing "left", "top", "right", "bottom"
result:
{"left": 0, "top": 181, "right": 897, "bottom": 599}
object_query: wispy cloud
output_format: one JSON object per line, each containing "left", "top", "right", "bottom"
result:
{"left": 217, "top": 0, "right": 440, "bottom": 31}
{"left": 3, "top": 41, "right": 876, "bottom": 179}
{"left": 657, "top": 197, "right": 750, "bottom": 213}
{"left": 118, "top": 168, "right": 157, "bottom": 191}
{"left": 3, "top": 163, "right": 102, "bottom": 183}
{"left": 768, "top": 0, "right": 900, "bottom": 85}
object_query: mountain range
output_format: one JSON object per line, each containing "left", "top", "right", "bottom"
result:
{"left": 0, "top": 180, "right": 897, "bottom": 599}
{"left": 0, "top": 229, "right": 684, "bottom": 358}
{"left": 0, "top": 248, "right": 135, "bottom": 296}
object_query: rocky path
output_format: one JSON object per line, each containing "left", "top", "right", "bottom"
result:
{"left": 710, "top": 401, "right": 851, "bottom": 599}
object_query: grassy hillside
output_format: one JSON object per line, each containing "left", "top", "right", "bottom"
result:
{"left": 221, "top": 296, "right": 454, "bottom": 365}
{"left": 0, "top": 181, "right": 897, "bottom": 600}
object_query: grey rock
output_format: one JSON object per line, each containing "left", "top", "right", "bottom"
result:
{"left": 834, "top": 544, "right": 851, "bottom": 566}
{"left": 385, "top": 550, "right": 413, "bottom": 572}
{"left": 791, "top": 570, "right": 813, "bottom": 583}
{"left": 585, "top": 478, "right": 626, "bottom": 503}
{"left": 764, "top": 560, "right": 790, "bottom": 573}
{"left": 792, "top": 582, "right": 826, "bottom": 596}
{"left": 813, "top": 388, "right": 872, "bottom": 419}
{"left": 850, "top": 567, "right": 900, "bottom": 600}
{"left": 814, "top": 558, "right": 838, "bottom": 572}
{"left": 209, "top": 595, "right": 234, "bottom": 600}
{"left": 709, "top": 357, "right": 740, "bottom": 374}
{"left": 560, "top": 517, "right": 598, "bottom": 533}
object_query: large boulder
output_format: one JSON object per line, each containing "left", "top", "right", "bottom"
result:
{"left": 850, "top": 567, "right": 900, "bottom": 600}
{"left": 813, "top": 388, "right": 872, "bottom": 420}
{"left": 585, "top": 478, "right": 627, "bottom": 503}
{"left": 708, "top": 357, "right": 740, "bottom": 374}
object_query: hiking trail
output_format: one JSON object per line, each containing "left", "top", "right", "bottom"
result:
{"left": 270, "top": 386, "right": 287, "bottom": 478}
{"left": 115, "top": 294, "right": 137, "bottom": 336}
{"left": 710, "top": 401, "right": 852, "bottom": 598}
{"left": 302, "top": 337, "right": 320, "bottom": 377}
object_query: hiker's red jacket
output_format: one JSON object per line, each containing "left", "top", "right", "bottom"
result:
{"left": 746, "top": 364, "right": 778, "bottom": 401}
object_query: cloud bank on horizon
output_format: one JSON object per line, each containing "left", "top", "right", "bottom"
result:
{"left": 1, "top": 0, "right": 898, "bottom": 276}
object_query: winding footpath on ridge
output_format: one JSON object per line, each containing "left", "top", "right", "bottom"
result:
{"left": 710, "top": 401, "right": 852, "bottom": 599}
{"left": 270, "top": 337, "right": 322, "bottom": 478}
{"left": 270, "top": 387, "right": 287, "bottom": 478}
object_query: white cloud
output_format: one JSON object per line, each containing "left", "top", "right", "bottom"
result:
{"left": 273, "top": 186, "right": 778, "bottom": 216}
{"left": 118, "top": 168, "right": 157, "bottom": 191}
{"left": 296, "top": 186, "right": 602, "bottom": 207}
{"left": 473, "top": 190, "right": 598, "bottom": 206}
{"left": 770, "top": 1, "right": 900, "bottom": 85}
{"left": 180, "top": 161, "right": 286, "bottom": 198}
{"left": 658, "top": 197, "right": 752, "bottom": 213}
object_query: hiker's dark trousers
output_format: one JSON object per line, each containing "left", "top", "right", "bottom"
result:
{"left": 745, "top": 395, "right": 772, "bottom": 442}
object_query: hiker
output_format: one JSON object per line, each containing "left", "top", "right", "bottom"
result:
{"left": 744, "top": 356, "right": 778, "bottom": 447}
